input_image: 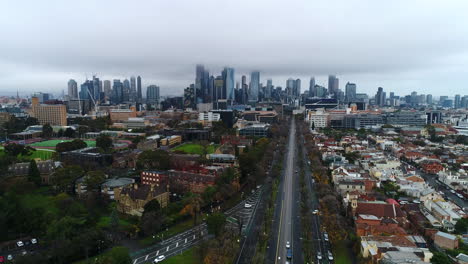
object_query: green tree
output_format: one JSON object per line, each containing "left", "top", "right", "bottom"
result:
{"left": 51, "top": 166, "right": 85, "bottom": 193}
{"left": 455, "top": 218, "right": 468, "bottom": 234}
{"left": 85, "top": 170, "right": 106, "bottom": 192}
{"left": 431, "top": 252, "right": 451, "bottom": 264}
{"left": 96, "top": 134, "right": 113, "bottom": 152}
{"left": 28, "top": 159, "right": 41, "bottom": 185}
{"left": 137, "top": 150, "right": 170, "bottom": 170}
{"left": 4, "top": 143, "right": 34, "bottom": 157}
{"left": 42, "top": 123, "right": 53, "bottom": 138}
{"left": 143, "top": 199, "right": 161, "bottom": 214}
{"left": 206, "top": 213, "right": 226, "bottom": 237}
{"left": 64, "top": 127, "right": 75, "bottom": 138}
{"left": 97, "top": 247, "right": 132, "bottom": 264}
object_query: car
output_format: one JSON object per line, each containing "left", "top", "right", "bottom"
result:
{"left": 323, "top": 233, "right": 329, "bottom": 241}
{"left": 0, "top": 256, "right": 4, "bottom": 263}
{"left": 17, "top": 241, "right": 24, "bottom": 247}
{"left": 21, "top": 250, "right": 27, "bottom": 256}
{"left": 317, "top": 252, "right": 322, "bottom": 260}
{"left": 153, "top": 255, "right": 166, "bottom": 263}
{"left": 244, "top": 203, "right": 252, "bottom": 208}
{"left": 286, "top": 249, "right": 293, "bottom": 260}
{"left": 457, "top": 193, "right": 464, "bottom": 198}
{"left": 313, "top": 209, "right": 319, "bottom": 214}
{"left": 7, "top": 255, "right": 12, "bottom": 261}
{"left": 31, "top": 238, "right": 37, "bottom": 244}
{"left": 328, "top": 251, "right": 334, "bottom": 261}
{"left": 286, "top": 241, "right": 290, "bottom": 248}
{"left": 450, "top": 190, "right": 456, "bottom": 194}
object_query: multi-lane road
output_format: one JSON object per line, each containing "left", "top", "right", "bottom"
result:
{"left": 274, "top": 118, "right": 297, "bottom": 263}
{"left": 131, "top": 186, "right": 264, "bottom": 264}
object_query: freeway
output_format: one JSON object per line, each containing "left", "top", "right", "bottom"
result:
{"left": 274, "top": 118, "right": 298, "bottom": 263}
{"left": 131, "top": 187, "right": 264, "bottom": 264}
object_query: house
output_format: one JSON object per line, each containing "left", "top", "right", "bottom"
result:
{"left": 434, "top": 231, "right": 459, "bottom": 250}
{"left": 456, "top": 253, "right": 468, "bottom": 264}
{"left": 360, "top": 235, "right": 432, "bottom": 263}
{"left": 355, "top": 214, "right": 406, "bottom": 236}
{"left": 419, "top": 160, "right": 444, "bottom": 174}
{"left": 353, "top": 201, "right": 407, "bottom": 224}
{"left": 114, "top": 183, "right": 169, "bottom": 216}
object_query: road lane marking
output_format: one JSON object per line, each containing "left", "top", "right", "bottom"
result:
{"left": 145, "top": 255, "right": 148, "bottom": 261}
{"left": 185, "top": 238, "right": 187, "bottom": 243}
{"left": 176, "top": 242, "right": 179, "bottom": 247}
{"left": 156, "top": 250, "right": 159, "bottom": 255}
{"left": 166, "top": 246, "right": 169, "bottom": 251}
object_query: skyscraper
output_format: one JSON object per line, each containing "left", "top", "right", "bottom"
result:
{"left": 80, "top": 80, "right": 94, "bottom": 100}
{"left": 195, "top": 64, "right": 210, "bottom": 103}
{"left": 146, "top": 85, "right": 160, "bottom": 106}
{"left": 455, "top": 94, "right": 461, "bottom": 108}
{"left": 265, "top": 79, "right": 273, "bottom": 99}
{"left": 286, "top": 78, "right": 295, "bottom": 97}
{"left": 130, "top": 76, "right": 136, "bottom": 102}
{"left": 112, "top": 79, "right": 123, "bottom": 104}
{"left": 137, "top": 76, "right": 142, "bottom": 102}
{"left": 375, "top": 87, "right": 386, "bottom": 106}
{"left": 345, "top": 82, "right": 356, "bottom": 102}
{"left": 328, "top": 75, "right": 339, "bottom": 95}
{"left": 123, "top": 79, "right": 130, "bottom": 102}
{"left": 309, "top": 77, "right": 315, "bottom": 97}
{"left": 295, "top": 79, "right": 301, "bottom": 97}
{"left": 426, "top": 94, "right": 433, "bottom": 105}
{"left": 103, "top": 80, "right": 111, "bottom": 100}
{"left": 248, "top": 71, "right": 260, "bottom": 103}
{"left": 68, "top": 79, "right": 78, "bottom": 99}
{"left": 222, "top": 67, "right": 235, "bottom": 101}
{"left": 213, "top": 76, "right": 224, "bottom": 102}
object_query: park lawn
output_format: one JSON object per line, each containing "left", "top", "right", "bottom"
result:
{"left": 96, "top": 216, "right": 132, "bottom": 230}
{"left": 139, "top": 219, "right": 194, "bottom": 246}
{"left": 333, "top": 241, "right": 353, "bottom": 264}
{"left": 0, "top": 148, "right": 55, "bottom": 160}
{"left": 29, "top": 139, "right": 96, "bottom": 148}
{"left": 171, "top": 143, "right": 218, "bottom": 155}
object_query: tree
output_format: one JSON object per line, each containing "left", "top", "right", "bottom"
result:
{"left": 57, "top": 129, "right": 64, "bottom": 138}
{"left": 140, "top": 211, "right": 165, "bottom": 236}
{"left": 42, "top": 123, "right": 53, "bottom": 138}
{"left": 455, "top": 218, "right": 468, "bottom": 234}
{"left": 28, "top": 159, "right": 41, "bottom": 186}
{"left": 56, "top": 139, "right": 87, "bottom": 153}
{"left": 137, "top": 150, "right": 170, "bottom": 170}
{"left": 96, "top": 134, "right": 113, "bottom": 152}
{"left": 85, "top": 171, "right": 106, "bottom": 192}
{"left": 51, "top": 166, "right": 84, "bottom": 194}
{"left": 206, "top": 213, "right": 226, "bottom": 237}
{"left": 180, "top": 195, "right": 203, "bottom": 226}
{"left": 311, "top": 121, "right": 315, "bottom": 131}
{"left": 4, "top": 143, "right": 34, "bottom": 157}
{"left": 431, "top": 252, "right": 451, "bottom": 264}
{"left": 96, "top": 247, "right": 132, "bottom": 264}
{"left": 143, "top": 199, "right": 161, "bottom": 214}
{"left": 64, "top": 127, "right": 75, "bottom": 138}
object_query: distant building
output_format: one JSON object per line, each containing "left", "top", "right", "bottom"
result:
{"left": 248, "top": 71, "right": 260, "bottom": 103}
{"left": 68, "top": 79, "right": 78, "bottom": 99}
{"left": 238, "top": 123, "right": 271, "bottom": 137}
{"left": 30, "top": 97, "right": 67, "bottom": 126}
{"left": 109, "top": 108, "right": 137, "bottom": 122}
{"left": 385, "top": 111, "right": 426, "bottom": 127}
{"left": 146, "top": 85, "right": 160, "bottom": 106}
{"left": 345, "top": 82, "right": 356, "bottom": 102}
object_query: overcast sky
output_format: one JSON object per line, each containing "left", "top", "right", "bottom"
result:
{"left": 1, "top": 0, "right": 468, "bottom": 98}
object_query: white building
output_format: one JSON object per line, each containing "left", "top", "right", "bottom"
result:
{"left": 306, "top": 108, "right": 329, "bottom": 129}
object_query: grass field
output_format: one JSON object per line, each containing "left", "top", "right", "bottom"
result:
{"left": 29, "top": 139, "right": 96, "bottom": 148}
{"left": 171, "top": 143, "right": 218, "bottom": 155}
{"left": 0, "top": 147, "right": 55, "bottom": 160}
{"left": 333, "top": 241, "right": 353, "bottom": 264}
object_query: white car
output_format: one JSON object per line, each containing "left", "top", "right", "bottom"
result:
{"left": 7, "top": 255, "right": 13, "bottom": 261}
{"left": 457, "top": 193, "right": 464, "bottom": 198}
{"left": 317, "top": 252, "right": 322, "bottom": 260}
{"left": 313, "top": 209, "right": 319, "bottom": 215}
{"left": 244, "top": 203, "right": 252, "bottom": 208}
{"left": 286, "top": 241, "right": 290, "bottom": 248}
{"left": 154, "top": 255, "right": 166, "bottom": 263}
{"left": 17, "top": 241, "right": 24, "bottom": 247}
{"left": 323, "top": 233, "right": 329, "bottom": 241}
{"left": 328, "top": 251, "right": 334, "bottom": 261}
{"left": 31, "top": 238, "right": 37, "bottom": 244}
{"left": 450, "top": 190, "right": 456, "bottom": 194}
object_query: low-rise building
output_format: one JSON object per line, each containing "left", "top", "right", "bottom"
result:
{"left": 114, "top": 182, "right": 169, "bottom": 216}
{"left": 434, "top": 231, "right": 459, "bottom": 250}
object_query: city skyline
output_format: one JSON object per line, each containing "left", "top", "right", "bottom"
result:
{"left": 1, "top": 0, "right": 468, "bottom": 97}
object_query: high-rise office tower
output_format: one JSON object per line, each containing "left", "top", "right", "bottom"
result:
{"left": 68, "top": 79, "right": 78, "bottom": 99}
{"left": 309, "top": 77, "right": 315, "bottom": 97}
{"left": 426, "top": 94, "right": 433, "bottom": 105}
{"left": 241, "top": 75, "right": 248, "bottom": 104}
{"left": 123, "top": 79, "right": 130, "bottom": 102}
{"left": 265, "top": 79, "right": 273, "bottom": 99}
{"left": 410, "top": 91, "right": 418, "bottom": 105}
{"left": 328, "top": 75, "right": 339, "bottom": 95}
{"left": 213, "top": 76, "right": 224, "bottom": 102}
{"left": 222, "top": 67, "right": 235, "bottom": 101}
{"left": 248, "top": 71, "right": 260, "bottom": 103}
{"left": 455, "top": 94, "right": 461, "bottom": 108}
{"left": 295, "top": 79, "right": 301, "bottom": 97}
{"left": 345, "top": 82, "right": 356, "bottom": 102}
{"left": 91, "top": 76, "right": 101, "bottom": 102}
{"left": 146, "top": 85, "right": 160, "bottom": 106}
{"left": 286, "top": 78, "right": 295, "bottom": 97}
{"left": 137, "top": 76, "right": 142, "bottom": 102}
{"left": 375, "top": 87, "right": 386, "bottom": 106}
{"left": 195, "top": 64, "right": 210, "bottom": 103}
{"left": 112, "top": 79, "right": 124, "bottom": 104}
{"left": 130, "top": 76, "right": 136, "bottom": 102}
{"left": 80, "top": 80, "right": 94, "bottom": 100}
{"left": 103, "top": 80, "right": 111, "bottom": 100}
